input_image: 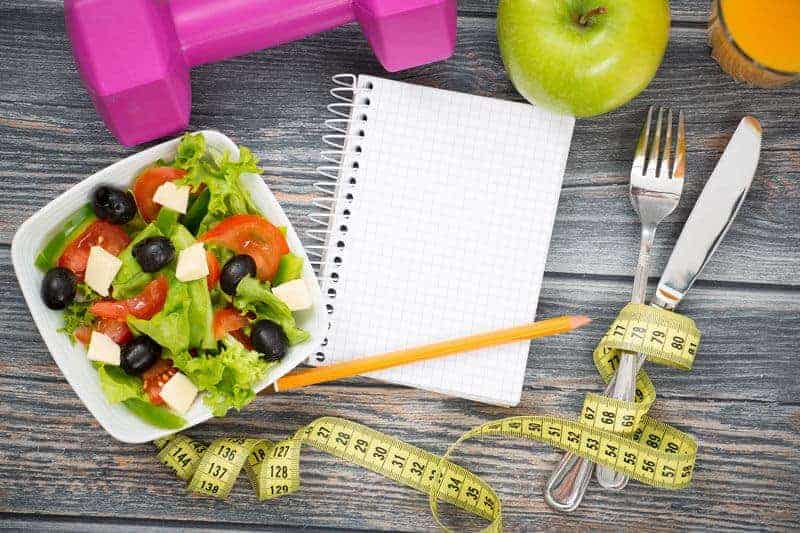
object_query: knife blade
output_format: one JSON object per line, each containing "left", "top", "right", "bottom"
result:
{"left": 653, "top": 116, "right": 762, "bottom": 311}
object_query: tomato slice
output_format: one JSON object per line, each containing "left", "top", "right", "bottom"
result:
{"left": 213, "top": 307, "right": 250, "bottom": 340}
{"left": 132, "top": 166, "right": 187, "bottom": 222}
{"left": 230, "top": 329, "right": 253, "bottom": 349}
{"left": 213, "top": 307, "right": 253, "bottom": 349}
{"left": 206, "top": 250, "right": 220, "bottom": 290}
{"left": 36, "top": 204, "right": 97, "bottom": 271}
{"left": 91, "top": 274, "right": 168, "bottom": 320}
{"left": 142, "top": 358, "right": 178, "bottom": 406}
{"left": 58, "top": 221, "right": 131, "bottom": 280}
{"left": 97, "top": 319, "right": 134, "bottom": 344}
{"left": 74, "top": 325, "right": 92, "bottom": 345}
{"left": 75, "top": 320, "right": 133, "bottom": 345}
{"left": 199, "top": 215, "right": 289, "bottom": 281}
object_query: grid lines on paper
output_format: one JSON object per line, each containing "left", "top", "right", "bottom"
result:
{"left": 316, "top": 75, "right": 575, "bottom": 406}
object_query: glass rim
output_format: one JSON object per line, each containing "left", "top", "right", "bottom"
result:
{"left": 712, "top": 0, "right": 800, "bottom": 78}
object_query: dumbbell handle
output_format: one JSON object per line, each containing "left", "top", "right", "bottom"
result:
{"left": 171, "top": 0, "right": 356, "bottom": 66}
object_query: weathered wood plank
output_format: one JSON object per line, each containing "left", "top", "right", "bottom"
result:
{"left": 0, "top": 516, "right": 316, "bottom": 533}
{"left": 3, "top": 247, "right": 799, "bottom": 403}
{"left": 0, "top": 376, "right": 798, "bottom": 531}
{"left": 2, "top": 1, "right": 799, "bottom": 531}
{"left": 1, "top": 14, "right": 798, "bottom": 285}
{"left": 1, "top": 248, "right": 799, "bottom": 530}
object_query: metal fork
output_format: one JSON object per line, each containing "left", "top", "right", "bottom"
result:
{"left": 544, "top": 107, "right": 686, "bottom": 510}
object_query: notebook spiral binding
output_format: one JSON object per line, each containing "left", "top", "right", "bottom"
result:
{"left": 307, "top": 74, "right": 373, "bottom": 362}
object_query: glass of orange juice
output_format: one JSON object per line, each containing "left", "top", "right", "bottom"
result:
{"left": 709, "top": 0, "right": 800, "bottom": 87}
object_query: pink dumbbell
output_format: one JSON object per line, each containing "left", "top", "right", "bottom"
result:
{"left": 65, "top": 0, "right": 457, "bottom": 146}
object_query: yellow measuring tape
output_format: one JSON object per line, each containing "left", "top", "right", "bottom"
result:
{"left": 154, "top": 304, "right": 701, "bottom": 531}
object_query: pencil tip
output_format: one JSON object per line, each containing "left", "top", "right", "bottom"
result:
{"left": 569, "top": 315, "right": 592, "bottom": 329}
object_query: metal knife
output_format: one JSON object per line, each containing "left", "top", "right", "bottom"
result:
{"left": 599, "top": 115, "right": 762, "bottom": 490}
{"left": 545, "top": 116, "right": 762, "bottom": 508}
{"left": 652, "top": 116, "right": 761, "bottom": 310}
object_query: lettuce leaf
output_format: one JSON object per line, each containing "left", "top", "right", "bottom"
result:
{"left": 173, "top": 132, "right": 206, "bottom": 170}
{"left": 174, "top": 133, "right": 262, "bottom": 234}
{"left": 59, "top": 284, "right": 99, "bottom": 343}
{"left": 122, "top": 398, "right": 186, "bottom": 429}
{"left": 186, "top": 280, "right": 215, "bottom": 351}
{"left": 94, "top": 362, "right": 143, "bottom": 403}
{"left": 272, "top": 253, "right": 304, "bottom": 286}
{"left": 169, "top": 220, "right": 198, "bottom": 252}
{"left": 112, "top": 223, "right": 163, "bottom": 299}
{"left": 182, "top": 188, "right": 211, "bottom": 235}
{"left": 171, "top": 336, "right": 274, "bottom": 416}
{"left": 233, "top": 276, "right": 310, "bottom": 345}
{"left": 128, "top": 272, "right": 192, "bottom": 354}
{"left": 169, "top": 224, "right": 216, "bottom": 350}
{"left": 155, "top": 206, "right": 181, "bottom": 235}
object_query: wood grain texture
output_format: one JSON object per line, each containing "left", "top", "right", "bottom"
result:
{"left": 1, "top": 0, "right": 799, "bottom": 531}
{"left": 1, "top": 249, "right": 798, "bottom": 530}
{"left": 0, "top": 517, "right": 313, "bottom": 533}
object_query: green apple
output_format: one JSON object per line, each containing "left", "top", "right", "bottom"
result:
{"left": 497, "top": 0, "right": 670, "bottom": 116}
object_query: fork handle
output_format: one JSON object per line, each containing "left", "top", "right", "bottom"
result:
{"left": 544, "top": 353, "right": 649, "bottom": 510}
{"left": 545, "top": 225, "right": 658, "bottom": 508}
{"left": 630, "top": 224, "right": 655, "bottom": 306}
{"left": 595, "top": 224, "right": 656, "bottom": 489}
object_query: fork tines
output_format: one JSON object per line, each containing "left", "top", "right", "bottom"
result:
{"left": 632, "top": 106, "right": 686, "bottom": 180}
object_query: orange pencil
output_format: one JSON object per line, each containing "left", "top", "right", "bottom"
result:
{"left": 264, "top": 315, "right": 591, "bottom": 393}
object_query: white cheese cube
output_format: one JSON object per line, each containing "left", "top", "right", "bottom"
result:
{"left": 86, "top": 331, "right": 121, "bottom": 366}
{"left": 175, "top": 242, "right": 209, "bottom": 282}
{"left": 159, "top": 372, "right": 198, "bottom": 414}
{"left": 272, "top": 278, "right": 312, "bottom": 311}
{"left": 85, "top": 245, "right": 122, "bottom": 297}
{"left": 152, "top": 181, "right": 190, "bottom": 214}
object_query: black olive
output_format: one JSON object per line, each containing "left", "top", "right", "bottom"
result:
{"left": 220, "top": 254, "right": 257, "bottom": 295}
{"left": 41, "top": 267, "right": 77, "bottom": 310}
{"left": 132, "top": 236, "right": 175, "bottom": 273}
{"left": 92, "top": 185, "right": 136, "bottom": 224}
{"left": 120, "top": 336, "right": 162, "bottom": 375}
{"left": 250, "top": 320, "right": 288, "bottom": 361}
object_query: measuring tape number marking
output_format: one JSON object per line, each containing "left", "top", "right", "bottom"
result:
{"left": 155, "top": 304, "right": 700, "bottom": 531}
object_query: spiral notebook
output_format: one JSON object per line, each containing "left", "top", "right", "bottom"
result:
{"left": 307, "top": 74, "right": 574, "bottom": 406}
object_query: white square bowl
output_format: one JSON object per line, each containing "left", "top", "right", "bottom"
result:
{"left": 11, "top": 130, "right": 327, "bottom": 444}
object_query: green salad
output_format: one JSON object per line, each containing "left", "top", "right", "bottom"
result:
{"left": 37, "top": 134, "right": 312, "bottom": 428}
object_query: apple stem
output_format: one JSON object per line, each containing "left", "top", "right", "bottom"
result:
{"left": 577, "top": 6, "right": 607, "bottom": 26}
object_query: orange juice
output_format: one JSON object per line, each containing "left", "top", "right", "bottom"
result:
{"left": 709, "top": 0, "right": 800, "bottom": 87}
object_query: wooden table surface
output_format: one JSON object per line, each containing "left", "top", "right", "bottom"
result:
{"left": 2, "top": 1, "right": 798, "bottom": 531}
